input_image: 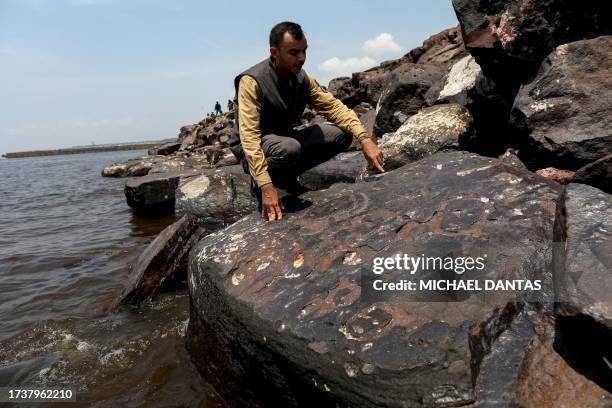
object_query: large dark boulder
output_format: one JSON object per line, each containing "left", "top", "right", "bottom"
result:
{"left": 378, "top": 104, "right": 473, "bottom": 171}
{"left": 553, "top": 183, "right": 612, "bottom": 391}
{"left": 374, "top": 63, "right": 444, "bottom": 135}
{"left": 573, "top": 153, "right": 612, "bottom": 194}
{"left": 511, "top": 36, "right": 612, "bottom": 170}
{"left": 124, "top": 169, "right": 200, "bottom": 216}
{"left": 175, "top": 165, "right": 256, "bottom": 229}
{"left": 187, "top": 150, "right": 570, "bottom": 408}
{"left": 113, "top": 214, "right": 204, "bottom": 307}
{"left": 452, "top": 0, "right": 611, "bottom": 90}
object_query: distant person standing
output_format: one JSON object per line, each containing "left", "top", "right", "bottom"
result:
{"left": 227, "top": 99, "right": 235, "bottom": 112}
{"left": 214, "top": 101, "right": 223, "bottom": 116}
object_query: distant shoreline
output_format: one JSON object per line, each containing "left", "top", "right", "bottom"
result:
{"left": 2, "top": 141, "right": 170, "bottom": 159}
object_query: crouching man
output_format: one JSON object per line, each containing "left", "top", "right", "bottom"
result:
{"left": 229, "top": 21, "right": 384, "bottom": 221}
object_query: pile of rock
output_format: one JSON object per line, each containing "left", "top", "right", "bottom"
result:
{"left": 110, "top": 1, "right": 611, "bottom": 405}
{"left": 102, "top": 111, "right": 239, "bottom": 179}
{"left": 329, "top": 26, "right": 467, "bottom": 137}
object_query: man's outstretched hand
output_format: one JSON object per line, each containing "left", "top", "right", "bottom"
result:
{"left": 361, "top": 138, "right": 385, "bottom": 173}
{"left": 261, "top": 183, "right": 284, "bottom": 221}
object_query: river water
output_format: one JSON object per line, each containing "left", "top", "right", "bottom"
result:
{"left": 0, "top": 151, "right": 226, "bottom": 407}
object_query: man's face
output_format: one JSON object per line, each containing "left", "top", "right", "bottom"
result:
{"left": 270, "top": 32, "right": 307, "bottom": 75}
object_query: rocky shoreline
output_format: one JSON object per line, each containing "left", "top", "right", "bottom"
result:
{"left": 107, "top": 1, "right": 611, "bottom": 406}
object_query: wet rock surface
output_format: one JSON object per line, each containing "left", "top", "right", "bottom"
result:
{"left": 114, "top": 214, "right": 205, "bottom": 307}
{"left": 187, "top": 150, "right": 565, "bottom": 407}
{"left": 378, "top": 104, "right": 473, "bottom": 170}
{"left": 175, "top": 165, "right": 256, "bottom": 229}
{"left": 124, "top": 169, "right": 200, "bottom": 216}
{"left": 511, "top": 36, "right": 612, "bottom": 170}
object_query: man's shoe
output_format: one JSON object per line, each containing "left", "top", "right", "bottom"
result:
{"left": 278, "top": 178, "right": 310, "bottom": 196}
{"left": 250, "top": 179, "right": 262, "bottom": 212}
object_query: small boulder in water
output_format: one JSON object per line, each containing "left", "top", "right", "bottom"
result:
{"left": 124, "top": 169, "right": 200, "bottom": 217}
{"left": 113, "top": 213, "right": 205, "bottom": 307}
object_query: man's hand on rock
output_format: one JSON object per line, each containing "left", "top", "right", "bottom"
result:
{"left": 361, "top": 138, "right": 385, "bottom": 173}
{"left": 261, "top": 183, "right": 284, "bottom": 221}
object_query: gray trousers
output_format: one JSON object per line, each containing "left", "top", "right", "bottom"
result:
{"left": 243, "top": 123, "right": 353, "bottom": 188}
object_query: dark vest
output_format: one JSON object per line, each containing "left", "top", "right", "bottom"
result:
{"left": 229, "top": 58, "right": 310, "bottom": 160}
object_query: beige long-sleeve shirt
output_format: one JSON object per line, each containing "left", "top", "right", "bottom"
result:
{"left": 237, "top": 73, "right": 369, "bottom": 187}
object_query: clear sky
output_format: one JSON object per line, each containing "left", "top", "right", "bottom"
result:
{"left": 0, "top": 0, "right": 458, "bottom": 154}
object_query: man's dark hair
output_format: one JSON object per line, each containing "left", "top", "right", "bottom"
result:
{"left": 269, "top": 22, "right": 304, "bottom": 48}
